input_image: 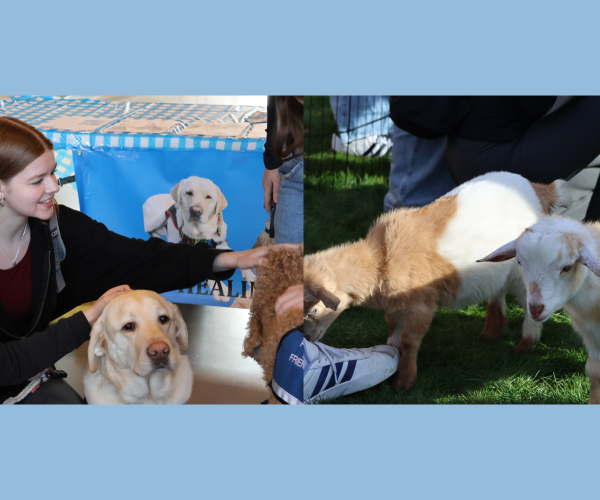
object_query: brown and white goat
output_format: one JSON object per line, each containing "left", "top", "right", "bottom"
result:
{"left": 304, "top": 172, "right": 567, "bottom": 391}
{"left": 479, "top": 215, "right": 600, "bottom": 404}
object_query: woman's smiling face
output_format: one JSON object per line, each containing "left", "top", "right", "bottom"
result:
{"left": 0, "top": 149, "right": 60, "bottom": 220}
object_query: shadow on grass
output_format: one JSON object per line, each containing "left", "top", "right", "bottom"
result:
{"left": 305, "top": 183, "right": 389, "bottom": 253}
{"left": 314, "top": 304, "right": 589, "bottom": 405}
{"left": 304, "top": 157, "right": 588, "bottom": 405}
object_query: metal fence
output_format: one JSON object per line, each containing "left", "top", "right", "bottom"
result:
{"left": 304, "top": 96, "right": 393, "bottom": 189}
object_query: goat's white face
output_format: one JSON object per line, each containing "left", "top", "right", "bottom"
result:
{"left": 516, "top": 231, "right": 588, "bottom": 322}
{"left": 479, "top": 218, "right": 600, "bottom": 323}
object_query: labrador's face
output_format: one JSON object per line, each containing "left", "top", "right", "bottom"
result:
{"left": 171, "top": 176, "right": 227, "bottom": 225}
{"left": 88, "top": 290, "right": 188, "bottom": 377}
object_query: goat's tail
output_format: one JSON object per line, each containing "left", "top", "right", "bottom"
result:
{"left": 531, "top": 179, "right": 571, "bottom": 215}
{"left": 551, "top": 179, "right": 572, "bottom": 213}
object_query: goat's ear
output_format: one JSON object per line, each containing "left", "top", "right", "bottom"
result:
{"left": 304, "top": 282, "right": 341, "bottom": 311}
{"left": 317, "top": 288, "right": 341, "bottom": 311}
{"left": 304, "top": 281, "right": 318, "bottom": 303}
{"left": 477, "top": 239, "right": 518, "bottom": 263}
{"left": 579, "top": 242, "right": 600, "bottom": 278}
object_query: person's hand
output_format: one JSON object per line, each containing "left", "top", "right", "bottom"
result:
{"left": 212, "top": 244, "right": 302, "bottom": 272}
{"left": 83, "top": 285, "right": 131, "bottom": 327}
{"left": 274, "top": 284, "right": 303, "bottom": 317}
{"left": 262, "top": 167, "right": 281, "bottom": 216}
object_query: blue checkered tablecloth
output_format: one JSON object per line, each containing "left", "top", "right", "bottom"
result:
{"left": 0, "top": 96, "right": 268, "bottom": 192}
{"left": 0, "top": 96, "right": 266, "bottom": 150}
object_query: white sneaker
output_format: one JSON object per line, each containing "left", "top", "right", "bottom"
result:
{"left": 331, "top": 134, "right": 393, "bottom": 157}
{"left": 304, "top": 341, "right": 399, "bottom": 403}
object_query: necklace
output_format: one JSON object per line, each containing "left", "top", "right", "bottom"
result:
{"left": 1, "top": 222, "right": 28, "bottom": 267}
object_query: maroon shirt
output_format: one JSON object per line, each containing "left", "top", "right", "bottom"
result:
{"left": 0, "top": 246, "right": 32, "bottom": 334}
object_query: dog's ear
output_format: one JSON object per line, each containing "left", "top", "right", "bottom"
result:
{"left": 216, "top": 186, "right": 228, "bottom": 213}
{"left": 170, "top": 303, "right": 188, "bottom": 350}
{"left": 171, "top": 180, "right": 185, "bottom": 228}
{"left": 170, "top": 180, "right": 184, "bottom": 204}
{"left": 88, "top": 314, "right": 107, "bottom": 374}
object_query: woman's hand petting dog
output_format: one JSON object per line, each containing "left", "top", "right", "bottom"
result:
{"left": 83, "top": 285, "right": 131, "bottom": 327}
{"left": 275, "top": 284, "right": 303, "bottom": 317}
{"left": 212, "top": 244, "right": 302, "bottom": 272}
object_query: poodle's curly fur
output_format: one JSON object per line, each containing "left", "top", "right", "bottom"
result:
{"left": 243, "top": 246, "right": 303, "bottom": 396}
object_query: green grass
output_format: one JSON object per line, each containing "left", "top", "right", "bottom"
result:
{"left": 304, "top": 95, "right": 392, "bottom": 191}
{"left": 304, "top": 97, "right": 589, "bottom": 404}
{"left": 308, "top": 303, "right": 588, "bottom": 405}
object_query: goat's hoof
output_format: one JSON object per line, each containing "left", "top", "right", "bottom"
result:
{"left": 480, "top": 328, "right": 502, "bottom": 341}
{"left": 516, "top": 337, "right": 533, "bottom": 354}
{"left": 387, "top": 337, "right": 401, "bottom": 349}
{"left": 395, "top": 370, "right": 417, "bottom": 391}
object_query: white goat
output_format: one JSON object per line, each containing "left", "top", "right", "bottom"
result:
{"left": 304, "top": 172, "right": 568, "bottom": 391}
{"left": 479, "top": 215, "right": 600, "bottom": 404}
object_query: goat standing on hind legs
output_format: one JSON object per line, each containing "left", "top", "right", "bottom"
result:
{"left": 242, "top": 246, "right": 303, "bottom": 404}
{"left": 304, "top": 172, "right": 569, "bottom": 391}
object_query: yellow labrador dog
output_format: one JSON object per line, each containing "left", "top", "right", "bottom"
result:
{"left": 83, "top": 290, "right": 193, "bottom": 404}
{"left": 143, "top": 176, "right": 228, "bottom": 246}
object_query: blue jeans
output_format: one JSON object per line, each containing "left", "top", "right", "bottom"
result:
{"left": 330, "top": 96, "right": 393, "bottom": 143}
{"left": 384, "top": 125, "right": 456, "bottom": 211}
{"left": 274, "top": 156, "right": 303, "bottom": 244}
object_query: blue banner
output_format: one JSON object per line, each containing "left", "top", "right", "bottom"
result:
{"left": 73, "top": 147, "right": 266, "bottom": 306}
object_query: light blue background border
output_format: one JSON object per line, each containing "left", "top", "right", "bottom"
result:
{"left": 3, "top": 406, "right": 599, "bottom": 499}
{"left": 4, "top": 1, "right": 600, "bottom": 95}
{"left": 4, "top": 2, "right": 600, "bottom": 498}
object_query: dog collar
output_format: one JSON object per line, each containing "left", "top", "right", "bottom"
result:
{"left": 215, "top": 211, "right": 223, "bottom": 237}
{"left": 168, "top": 204, "right": 224, "bottom": 245}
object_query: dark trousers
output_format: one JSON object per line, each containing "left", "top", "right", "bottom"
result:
{"left": 16, "top": 378, "right": 86, "bottom": 404}
{"left": 446, "top": 96, "right": 600, "bottom": 220}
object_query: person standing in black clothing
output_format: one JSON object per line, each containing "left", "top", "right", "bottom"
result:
{"left": 444, "top": 96, "right": 600, "bottom": 220}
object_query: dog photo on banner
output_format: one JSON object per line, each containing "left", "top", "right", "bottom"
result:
{"left": 57, "top": 100, "right": 271, "bottom": 308}
{"left": 141, "top": 174, "right": 261, "bottom": 306}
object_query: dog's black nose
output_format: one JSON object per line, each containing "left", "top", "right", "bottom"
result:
{"left": 147, "top": 342, "right": 170, "bottom": 360}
